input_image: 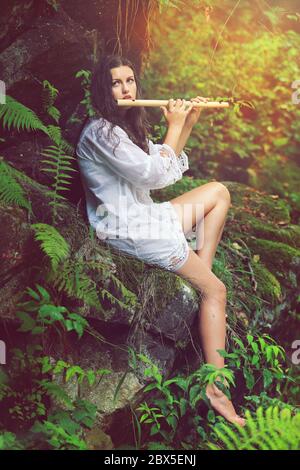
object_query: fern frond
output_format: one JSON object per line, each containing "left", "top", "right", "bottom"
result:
{"left": 42, "top": 80, "right": 61, "bottom": 123}
{"left": 45, "top": 125, "right": 74, "bottom": 153}
{"left": 85, "top": 260, "right": 139, "bottom": 312}
{"left": 46, "top": 125, "right": 62, "bottom": 146}
{"left": 0, "top": 159, "right": 31, "bottom": 210}
{"left": 46, "top": 256, "right": 139, "bottom": 315}
{"left": 31, "top": 223, "right": 70, "bottom": 271}
{"left": 0, "top": 95, "right": 69, "bottom": 153}
{"left": 46, "top": 258, "right": 102, "bottom": 309}
{"left": 42, "top": 80, "right": 59, "bottom": 109}
{"left": 47, "top": 106, "right": 61, "bottom": 123}
{"left": 38, "top": 379, "right": 74, "bottom": 409}
{"left": 75, "top": 70, "right": 92, "bottom": 81}
{"left": 60, "top": 138, "right": 74, "bottom": 155}
{"left": 100, "top": 288, "right": 135, "bottom": 312}
{"left": 40, "top": 143, "right": 77, "bottom": 216}
{"left": 108, "top": 272, "right": 139, "bottom": 309}
{"left": 208, "top": 406, "right": 300, "bottom": 450}
{"left": 0, "top": 95, "right": 48, "bottom": 133}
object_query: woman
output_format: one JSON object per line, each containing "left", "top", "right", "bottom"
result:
{"left": 76, "top": 54, "right": 245, "bottom": 427}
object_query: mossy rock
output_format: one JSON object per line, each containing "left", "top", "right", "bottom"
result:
{"left": 236, "top": 212, "right": 300, "bottom": 249}
{"left": 251, "top": 262, "right": 282, "bottom": 303}
{"left": 151, "top": 176, "right": 299, "bottom": 336}
{"left": 243, "top": 238, "right": 300, "bottom": 286}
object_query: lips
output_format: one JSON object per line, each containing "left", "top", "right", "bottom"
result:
{"left": 123, "top": 95, "right": 132, "bottom": 99}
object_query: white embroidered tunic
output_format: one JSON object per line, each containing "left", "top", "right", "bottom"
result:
{"left": 76, "top": 117, "right": 191, "bottom": 271}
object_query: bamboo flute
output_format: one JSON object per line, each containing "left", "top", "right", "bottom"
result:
{"left": 117, "top": 99, "right": 229, "bottom": 108}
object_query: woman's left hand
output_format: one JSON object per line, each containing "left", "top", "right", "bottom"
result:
{"left": 184, "top": 96, "right": 209, "bottom": 127}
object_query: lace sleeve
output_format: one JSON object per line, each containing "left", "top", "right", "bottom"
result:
{"left": 177, "top": 150, "right": 189, "bottom": 173}
{"left": 149, "top": 140, "right": 189, "bottom": 174}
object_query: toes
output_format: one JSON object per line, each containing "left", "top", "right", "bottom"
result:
{"left": 234, "top": 416, "right": 246, "bottom": 427}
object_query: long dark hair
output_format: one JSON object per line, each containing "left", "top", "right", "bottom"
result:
{"left": 89, "top": 54, "right": 151, "bottom": 155}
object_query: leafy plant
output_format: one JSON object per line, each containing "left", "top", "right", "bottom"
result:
{"left": 75, "top": 70, "right": 95, "bottom": 118}
{"left": 130, "top": 329, "right": 298, "bottom": 450}
{"left": 31, "top": 224, "right": 70, "bottom": 271}
{"left": 0, "top": 344, "right": 47, "bottom": 430}
{"left": 42, "top": 80, "right": 61, "bottom": 123}
{"left": 133, "top": 352, "right": 235, "bottom": 446}
{"left": 40, "top": 143, "right": 77, "bottom": 218}
{"left": 0, "top": 95, "right": 48, "bottom": 133}
{"left": 0, "top": 89, "right": 76, "bottom": 223}
{"left": 0, "top": 159, "right": 31, "bottom": 211}
{"left": 0, "top": 432, "right": 24, "bottom": 450}
{"left": 208, "top": 406, "right": 300, "bottom": 450}
{"left": 243, "top": 391, "right": 298, "bottom": 413}
{"left": 16, "top": 284, "right": 89, "bottom": 338}
{"left": 217, "top": 333, "right": 293, "bottom": 395}
{"left": 31, "top": 223, "right": 139, "bottom": 313}
{"left": 0, "top": 340, "right": 110, "bottom": 450}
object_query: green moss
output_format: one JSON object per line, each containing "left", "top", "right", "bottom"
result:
{"left": 238, "top": 213, "right": 300, "bottom": 248}
{"left": 244, "top": 237, "right": 300, "bottom": 282}
{"left": 226, "top": 181, "right": 291, "bottom": 224}
{"left": 105, "top": 244, "right": 199, "bottom": 318}
{"left": 81, "top": 176, "right": 298, "bottom": 338}
{"left": 252, "top": 262, "right": 282, "bottom": 303}
{"left": 254, "top": 157, "right": 300, "bottom": 211}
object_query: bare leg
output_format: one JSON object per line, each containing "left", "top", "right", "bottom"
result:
{"left": 170, "top": 183, "right": 244, "bottom": 425}
{"left": 170, "top": 183, "right": 231, "bottom": 269}
{"left": 196, "top": 200, "right": 228, "bottom": 270}
{"left": 169, "top": 182, "right": 231, "bottom": 271}
{"left": 199, "top": 288, "right": 245, "bottom": 426}
{"left": 175, "top": 250, "right": 246, "bottom": 426}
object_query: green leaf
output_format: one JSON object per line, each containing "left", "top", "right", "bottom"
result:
{"left": 247, "top": 335, "right": 254, "bottom": 345}
{"left": 207, "top": 409, "right": 216, "bottom": 423}
{"left": 73, "top": 322, "right": 84, "bottom": 338}
{"left": 16, "top": 311, "right": 36, "bottom": 332}
{"left": 31, "top": 223, "right": 70, "bottom": 271}
{"left": 263, "top": 369, "right": 274, "bottom": 389}
{"left": 251, "top": 355, "right": 260, "bottom": 366}
{"left": 273, "top": 137, "right": 289, "bottom": 147}
{"left": 243, "top": 368, "right": 255, "bottom": 390}
{"left": 65, "top": 319, "right": 74, "bottom": 331}
{"left": 86, "top": 370, "right": 96, "bottom": 386}
{"left": 251, "top": 342, "right": 259, "bottom": 354}
{"left": 31, "top": 326, "right": 45, "bottom": 335}
{"left": 66, "top": 366, "right": 83, "bottom": 383}
{"left": 39, "top": 305, "right": 65, "bottom": 322}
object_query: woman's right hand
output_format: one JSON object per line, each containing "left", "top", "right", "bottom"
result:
{"left": 160, "top": 98, "right": 194, "bottom": 127}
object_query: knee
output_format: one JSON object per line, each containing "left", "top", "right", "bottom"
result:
{"left": 202, "top": 280, "right": 227, "bottom": 303}
{"left": 215, "top": 280, "right": 227, "bottom": 300}
{"left": 215, "top": 182, "right": 231, "bottom": 205}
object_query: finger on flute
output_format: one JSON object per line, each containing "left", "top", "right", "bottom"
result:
{"left": 117, "top": 99, "right": 229, "bottom": 108}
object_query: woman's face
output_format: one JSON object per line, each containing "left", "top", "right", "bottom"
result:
{"left": 110, "top": 65, "right": 137, "bottom": 113}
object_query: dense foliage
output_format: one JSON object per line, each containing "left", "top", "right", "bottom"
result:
{"left": 0, "top": 0, "right": 299, "bottom": 450}
{"left": 143, "top": 0, "right": 300, "bottom": 221}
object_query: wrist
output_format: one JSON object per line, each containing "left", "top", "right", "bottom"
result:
{"left": 167, "top": 121, "right": 185, "bottom": 131}
{"left": 182, "top": 121, "right": 194, "bottom": 131}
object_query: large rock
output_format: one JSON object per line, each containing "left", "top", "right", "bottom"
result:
{"left": 1, "top": 168, "right": 299, "bottom": 447}
{"left": 153, "top": 179, "right": 300, "bottom": 338}
{"left": 0, "top": 0, "right": 151, "bottom": 147}
{"left": 0, "top": 169, "right": 201, "bottom": 447}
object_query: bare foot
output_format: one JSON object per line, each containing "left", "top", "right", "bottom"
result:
{"left": 206, "top": 383, "right": 246, "bottom": 427}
